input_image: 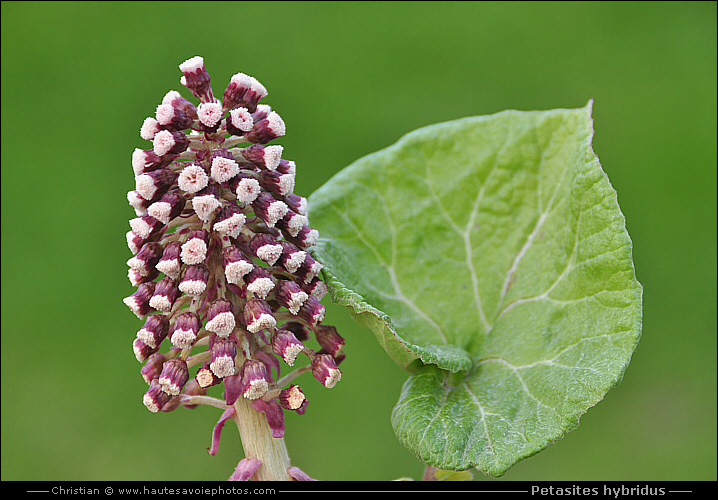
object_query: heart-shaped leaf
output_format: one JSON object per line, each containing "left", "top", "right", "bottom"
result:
{"left": 308, "top": 102, "right": 642, "bottom": 476}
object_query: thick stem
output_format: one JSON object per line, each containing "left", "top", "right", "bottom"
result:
{"left": 233, "top": 397, "right": 291, "bottom": 481}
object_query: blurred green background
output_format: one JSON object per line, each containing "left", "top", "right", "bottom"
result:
{"left": 2, "top": 1, "right": 715, "bottom": 482}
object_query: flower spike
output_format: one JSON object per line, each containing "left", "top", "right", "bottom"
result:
{"left": 125, "top": 56, "right": 343, "bottom": 474}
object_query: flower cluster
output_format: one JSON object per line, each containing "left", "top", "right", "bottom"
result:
{"left": 124, "top": 56, "right": 344, "bottom": 442}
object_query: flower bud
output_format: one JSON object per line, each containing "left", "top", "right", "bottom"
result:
{"left": 251, "top": 104, "right": 271, "bottom": 123}
{"left": 274, "top": 279, "right": 309, "bottom": 316}
{"left": 155, "top": 240, "right": 182, "bottom": 279}
{"left": 155, "top": 103, "right": 194, "bottom": 130}
{"left": 239, "top": 359, "right": 270, "bottom": 400}
{"left": 148, "top": 192, "right": 185, "bottom": 224}
{"left": 180, "top": 378, "right": 206, "bottom": 398}
{"left": 127, "top": 190, "right": 152, "bottom": 216}
{"left": 149, "top": 276, "right": 181, "bottom": 312}
{"left": 127, "top": 242, "right": 163, "bottom": 276}
{"left": 276, "top": 210, "right": 308, "bottom": 239}
{"left": 272, "top": 328, "right": 305, "bottom": 366}
{"left": 235, "top": 177, "right": 262, "bottom": 204}
{"left": 238, "top": 75, "right": 267, "bottom": 112}
{"left": 191, "top": 184, "right": 222, "bottom": 221}
{"left": 279, "top": 385, "right": 307, "bottom": 412}
{"left": 135, "top": 169, "right": 177, "bottom": 203}
{"left": 284, "top": 193, "right": 307, "bottom": 216}
{"left": 225, "top": 107, "right": 254, "bottom": 135}
{"left": 140, "top": 352, "right": 168, "bottom": 384}
{"left": 126, "top": 230, "right": 146, "bottom": 254}
{"left": 196, "top": 362, "right": 222, "bottom": 388}
{"left": 259, "top": 170, "right": 295, "bottom": 198}
{"left": 223, "top": 73, "right": 267, "bottom": 112}
{"left": 169, "top": 311, "right": 201, "bottom": 349}
{"left": 140, "top": 117, "right": 161, "bottom": 140}
{"left": 158, "top": 358, "right": 189, "bottom": 395}
{"left": 295, "top": 254, "right": 324, "bottom": 284}
{"left": 301, "top": 277, "right": 328, "bottom": 300}
{"left": 243, "top": 298, "right": 276, "bottom": 333}
{"left": 136, "top": 314, "right": 170, "bottom": 349}
{"left": 205, "top": 298, "right": 236, "bottom": 337}
{"left": 129, "top": 215, "right": 163, "bottom": 240}
{"left": 249, "top": 233, "right": 283, "bottom": 266}
{"left": 245, "top": 111, "right": 285, "bottom": 144}
{"left": 210, "top": 155, "right": 240, "bottom": 184}
{"left": 132, "top": 148, "right": 169, "bottom": 176}
{"left": 314, "top": 325, "right": 345, "bottom": 358}
{"left": 297, "top": 296, "right": 326, "bottom": 327}
{"left": 128, "top": 267, "right": 159, "bottom": 287}
{"left": 311, "top": 354, "right": 341, "bottom": 388}
{"left": 133, "top": 337, "right": 159, "bottom": 362}
{"left": 179, "top": 56, "right": 214, "bottom": 103}
{"left": 177, "top": 163, "right": 209, "bottom": 194}
{"left": 197, "top": 101, "right": 223, "bottom": 132}
{"left": 277, "top": 242, "right": 307, "bottom": 273}
{"left": 181, "top": 229, "right": 210, "bottom": 265}
{"left": 287, "top": 224, "right": 319, "bottom": 250}
{"left": 240, "top": 144, "right": 283, "bottom": 171}
{"left": 178, "top": 264, "right": 210, "bottom": 296}
{"left": 213, "top": 204, "right": 246, "bottom": 238}
{"left": 245, "top": 267, "right": 275, "bottom": 299}
{"left": 162, "top": 90, "right": 198, "bottom": 118}
{"left": 276, "top": 158, "right": 295, "bottom": 174}
{"left": 143, "top": 379, "right": 172, "bottom": 412}
{"left": 210, "top": 337, "right": 238, "bottom": 378}
{"left": 157, "top": 396, "right": 180, "bottom": 413}
{"left": 272, "top": 156, "right": 296, "bottom": 181}
{"left": 153, "top": 129, "right": 189, "bottom": 156}
{"left": 222, "top": 245, "right": 254, "bottom": 284}
{"left": 123, "top": 281, "right": 156, "bottom": 318}
{"left": 252, "top": 192, "right": 288, "bottom": 228}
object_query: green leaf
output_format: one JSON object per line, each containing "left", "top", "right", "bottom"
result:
{"left": 308, "top": 102, "right": 642, "bottom": 476}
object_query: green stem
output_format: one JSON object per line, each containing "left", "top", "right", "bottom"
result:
{"left": 232, "top": 397, "right": 291, "bottom": 481}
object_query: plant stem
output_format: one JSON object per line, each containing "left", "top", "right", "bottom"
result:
{"left": 232, "top": 397, "right": 291, "bottom": 481}
{"left": 422, "top": 465, "right": 437, "bottom": 481}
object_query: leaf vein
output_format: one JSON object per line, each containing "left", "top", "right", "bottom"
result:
{"left": 495, "top": 159, "right": 573, "bottom": 319}
{"left": 330, "top": 200, "right": 448, "bottom": 343}
{"left": 463, "top": 134, "right": 511, "bottom": 333}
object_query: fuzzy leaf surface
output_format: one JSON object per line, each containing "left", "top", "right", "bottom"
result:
{"left": 308, "top": 103, "right": 642, "bottom": 475}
